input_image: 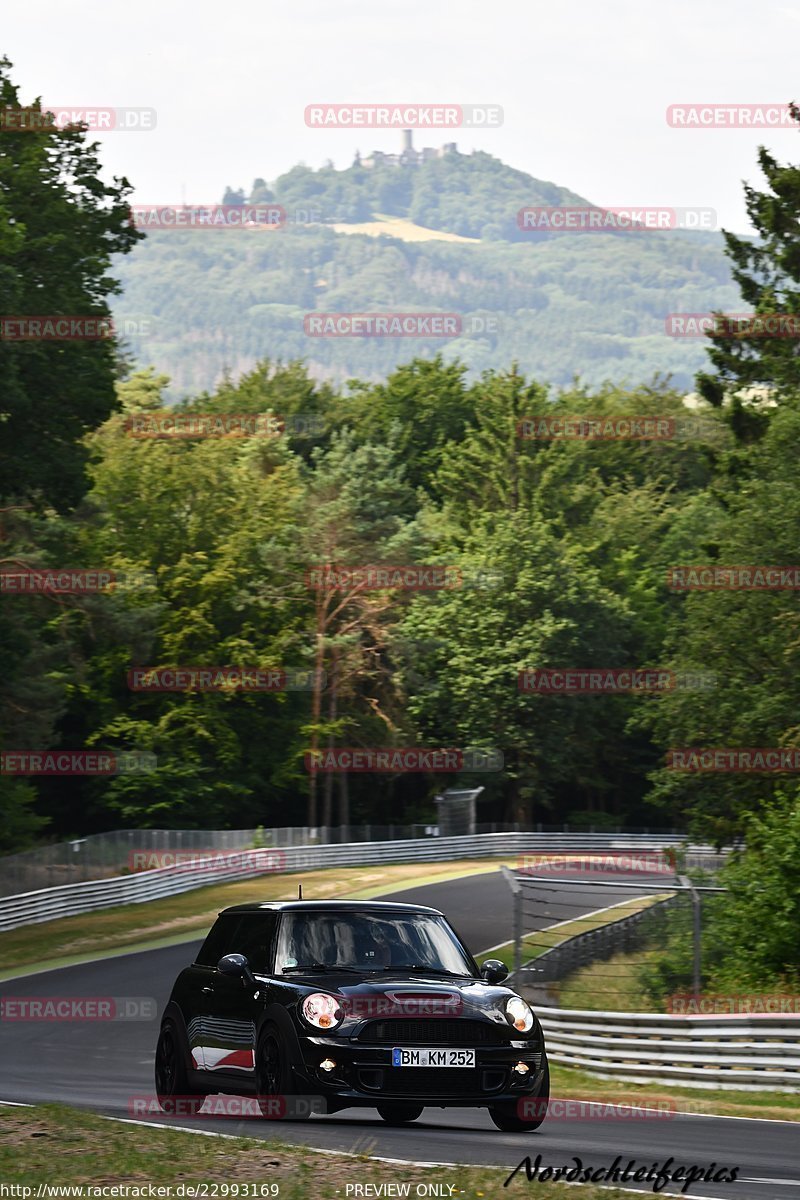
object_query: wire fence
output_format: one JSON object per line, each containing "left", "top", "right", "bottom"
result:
{"left": 503, "top": 858, "right": 728, "bottom": 1011}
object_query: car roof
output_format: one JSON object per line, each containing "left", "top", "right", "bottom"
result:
{"left": 219, "top": 899, "right": 444, "bottom": 916}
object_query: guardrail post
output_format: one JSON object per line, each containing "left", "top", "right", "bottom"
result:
{"left": 679, "top": 874, "right": 702, "bottom": 995}
{"left": 501, "top": 865, "right": 522, "bottom": 977}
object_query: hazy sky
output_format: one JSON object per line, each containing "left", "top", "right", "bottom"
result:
{"left": 4, "top": 0, "right": 799, "bottom": 233}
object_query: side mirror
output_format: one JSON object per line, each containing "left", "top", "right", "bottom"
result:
{"left": 218, "top": 953, "right": 257, "bottom": 990}
{"left": 481, "top": 957, "right": 509, "bottom": 984}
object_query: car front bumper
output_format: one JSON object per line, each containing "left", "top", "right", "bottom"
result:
{"left": 294, "top": 1034, "right": 547, "bottom": 1108}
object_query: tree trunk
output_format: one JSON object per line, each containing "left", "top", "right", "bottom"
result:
{"left": 339, "top": 769, "right": 350, "bottom": 832}
{"left": 307, "top": 598, "right": 327, "bottom": 827}
{"left": 322, "top": 648, "right": 338, "bottom": 829}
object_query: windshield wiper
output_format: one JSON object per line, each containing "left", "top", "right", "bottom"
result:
{"left": 380, "top": 965, "right": 469, "bottom": 977}
{"left": 281, "top": 963, "right": 363, "bottom": 974}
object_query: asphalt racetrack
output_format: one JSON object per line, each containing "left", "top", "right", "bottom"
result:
{"left": 1, "top": 869, "right": 798, "bottom": 1199}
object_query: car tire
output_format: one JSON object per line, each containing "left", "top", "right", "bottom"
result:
{"left": 256, "top": 1025, "right": 309, "bottom": 1120}
{"left": 155, "top": 1018, "right": 205, "bottom": 1115}
{"left": 489, "top": 1059, "right": 550, "bottom": 1132}
{"left": 376, "top": 1104, "right": 423, "bottom": 1125}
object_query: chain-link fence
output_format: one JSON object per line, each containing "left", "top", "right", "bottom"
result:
{"left": 502, "top": 858, "right": 728, "bottom": 1010}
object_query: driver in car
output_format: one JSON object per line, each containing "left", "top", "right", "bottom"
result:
{"left": 351, "top": 924, "right": 392, "bottom": 969}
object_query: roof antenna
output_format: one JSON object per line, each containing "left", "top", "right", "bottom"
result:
{"left": 298, "top": 883, "right": 303, "bottom": 900}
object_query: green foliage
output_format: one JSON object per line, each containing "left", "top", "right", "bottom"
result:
{"left": 113, "top": 220, "right": 737, "bottom": 397}
{"left": 708, "top": 793, "right": 800, "bottom": 989}
{"left": 645, "top": 397, "right": 800, "bottom": 843}
{"left": 0, "top": 778, "right": 48, "bottom": 852}
{"left": 0, "top": 57, "right": 142, "bottom": 511}
{"left": 697, "top": 103, "right": 800, "bottom": 407}
{"left": 641, "top": 793, "right": 800, "bottom": 1002}
{"left": 267, "top": 149, "right": 588, "bottom": 240}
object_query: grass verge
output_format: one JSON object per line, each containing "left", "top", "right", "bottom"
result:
{"left": 476, "top": 893, "right": 672, "bottom": 973}
{"left": 0, "top": 1102, "right": 674, "bottom": 1197}
{"left": 550, "top": 1062, "right": 800, "bottom": 1122}
{"left": 550, "top": 945, "right": 661, "bottom": 1011}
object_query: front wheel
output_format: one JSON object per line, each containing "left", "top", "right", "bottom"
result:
{"left": 255, "top": 1027, "right": 309, "bottom": 1120}
{"left": 377, "top": 1103, "right": 423, "bottom": 1125}
{"left": 489, "top": 1059, "right": 549, "bottom": 1132}
{"left": 155, "top": 1019, "right": 204, "bottom": 1115}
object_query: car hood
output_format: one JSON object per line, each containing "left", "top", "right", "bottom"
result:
{"left": 323, "top": 973, "right": 521, "bottom": 1026}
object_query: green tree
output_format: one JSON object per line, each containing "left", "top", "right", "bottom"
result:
{"left": 397, "top": 510, "right": 635, "bottom": 824}
{"left": 696, "top": 101, "right": 800, "bottom": 428}
{"left": 646, "top": 397, "right": 800, "bottom": 842}
{"left": 77, "top": 373, "right": 311, "bottom": 828}
{"left": 0, "top": 58, "right": 142, "bottom": 511}
{"left": 297, "top": 430, "right": 419, "bottom": 826}
{"left": 641, "top": 792, "right": 800, "bottom": 1000}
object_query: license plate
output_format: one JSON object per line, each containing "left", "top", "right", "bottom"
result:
{"left": 391, "top": 1048, "right": 475, "bottom": 1067}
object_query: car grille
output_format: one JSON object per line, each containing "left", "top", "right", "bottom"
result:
{"left": 356, "top": 1066, "right": 509, "bottom": 1096}
{"left": 358, "top": 1018, "right": 508, "bottom": 1045}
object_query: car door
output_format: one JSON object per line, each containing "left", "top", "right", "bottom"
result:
{"left": 184, "top": 914, "right": 243, "bottom": 1070}
{"left": 202, "top": 913, "right": 278, "bottom": 1078}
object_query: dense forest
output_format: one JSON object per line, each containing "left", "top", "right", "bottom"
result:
{"left": 2, "top": 64, "right": 800, "bottom": 876}
{"left": 114, "top": 151, "right": 739, "bottom": 396}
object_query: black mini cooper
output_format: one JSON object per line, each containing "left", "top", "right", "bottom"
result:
{"left": 155, "top": 899, "right": 549, "bottom": 1131}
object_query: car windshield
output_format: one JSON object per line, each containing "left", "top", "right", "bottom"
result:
{"left": 274, "top": 911, "right": 476, "bottom": 976}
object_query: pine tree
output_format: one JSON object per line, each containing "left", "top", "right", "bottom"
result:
{"left": 696, "top": 101, "right": 800, "bottom": 442}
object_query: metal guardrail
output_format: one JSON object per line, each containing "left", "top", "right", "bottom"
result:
{"left": 0, "top": 831, "right": 713, "bottom": 932}
{"left": 534, "top": 1005, "right": 800, "bottom": 1091}
{"left": 0, "top": 822, "right": 689, "bottom": 898}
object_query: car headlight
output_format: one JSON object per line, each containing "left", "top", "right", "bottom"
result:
{"left": 301, "top": 992, "right": 343, "bottom": 1030}
{"left": 505, "top": 996, "right": 534, "bottom": 1033}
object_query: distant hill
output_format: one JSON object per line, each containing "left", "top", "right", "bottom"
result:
{"left": 114, "top": 148, "right": 739, "bottom": 396}
{"left": 265, "top": 148, "right": 592, "bottom": 241}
